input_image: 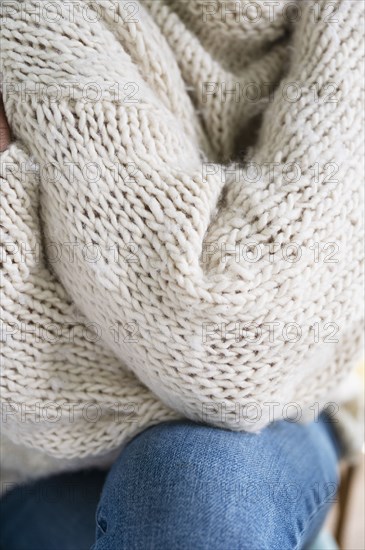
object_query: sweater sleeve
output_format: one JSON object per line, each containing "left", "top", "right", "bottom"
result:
{"left": 0, "top": 142, "right": 179, "bottom": 459}
{"left": 1, "top": 0, "right": 363, "bottom": 435}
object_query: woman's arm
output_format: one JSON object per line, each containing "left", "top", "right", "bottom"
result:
{"left": 1, "top": 0, "right": 363, "bottom": 434}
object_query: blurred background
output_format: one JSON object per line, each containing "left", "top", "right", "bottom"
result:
{"left": 324, "top": 362, "right": 364, "bottom": 550}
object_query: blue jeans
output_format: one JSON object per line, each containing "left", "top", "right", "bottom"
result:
{"left": 0, "top": 414, "right": 340, "bottom": 550}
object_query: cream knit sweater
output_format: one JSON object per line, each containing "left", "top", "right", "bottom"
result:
{"left": 1, "top": 0, "right": 364, "bottom": 486}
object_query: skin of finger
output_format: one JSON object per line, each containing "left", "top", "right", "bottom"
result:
{"left": 0, "top": 96, "right": 11, "bottom": 152}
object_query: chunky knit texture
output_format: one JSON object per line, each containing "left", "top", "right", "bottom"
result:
{"left": 1, "top": 0, "right": 364, "bottom": 483}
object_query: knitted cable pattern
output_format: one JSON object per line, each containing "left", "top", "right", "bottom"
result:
{"left": 0, "top": 0, "right": 364, "bottom": 470}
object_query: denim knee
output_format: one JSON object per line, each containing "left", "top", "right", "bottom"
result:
{"left": 93, "top": 419, "right": 339, "bottom": 550}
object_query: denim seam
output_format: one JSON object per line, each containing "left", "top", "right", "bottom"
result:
{"left": 292, "top": 498, "right": 336, "bottom": 550}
